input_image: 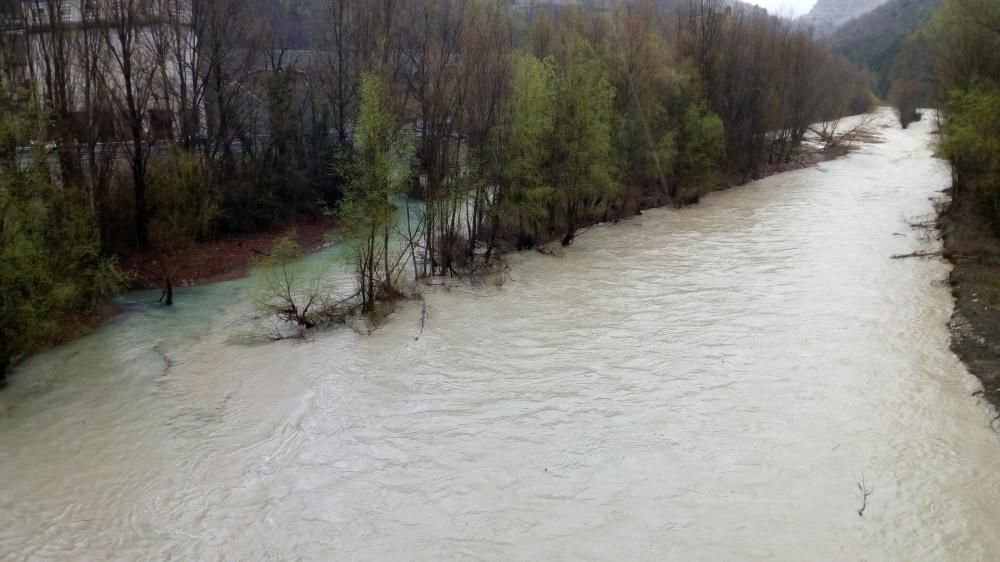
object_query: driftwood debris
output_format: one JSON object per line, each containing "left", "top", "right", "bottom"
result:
{"left": 891, "top": 251, "right": 942, "bottom": 260}
{"left": 892, "top": 250, "right": 1000, "bottom": 264}
{"left": 857, "top": 474, "right": 874, "bottom": 517}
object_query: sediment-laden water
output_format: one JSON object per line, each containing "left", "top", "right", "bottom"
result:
{"left": 2, "top": 111, "right": 999, "bottom": 561}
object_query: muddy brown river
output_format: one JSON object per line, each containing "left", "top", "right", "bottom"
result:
{"left": 2, "top": 111, "right": 999, "bottom": 560}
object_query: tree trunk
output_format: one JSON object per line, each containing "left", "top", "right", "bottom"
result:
{"left": 383, "top": 225, "right": 391, "bottom": 294}
{"left": 0, "top": 340, "right": 9, "bottom": 386}
{"left": 484, "top": 212, "right": 500, "bottom": 264}
{"left": 132, "top": 153, "right": 148, "bottom": 249}
{"left": 160, "top": 276, "right": 174, "bottom": 306}
{"left": 561, "top": 205, "right": 576, "bottom": 246}
{"left": 165, "top": 277, "right": 173, "bottom": 307}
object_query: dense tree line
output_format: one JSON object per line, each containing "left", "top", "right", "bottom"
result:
{"left": 0, "top": 0, "right": 874, "bottom": 377}
{"left": 925, "top": 0, "right": 1000, "bottom": 229}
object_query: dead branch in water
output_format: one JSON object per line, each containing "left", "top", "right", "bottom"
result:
{"left": 892, "top": 249, "right": 1000, "bottom": 263}
{"left": 908, "top": 220, "right": 936, "bottom": 230}
{"left": 415, "top": 298, "right": 427, "bottom": 341}
{"left": 809, "top": 113, "right": 882, "bottom": 153}
{"left": 892, "top": 251, "right": 942, "bottom": 260}
{"left": 857, "top": 474, "right": 874, "bottom": 517}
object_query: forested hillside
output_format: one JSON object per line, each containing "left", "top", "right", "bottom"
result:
{"left": 830, "top": 0, "right": 942, "bottom": 95}
{"left": 801, "top": 0, "right": 889, "bottom": 35}
{"left": 0, "top": 0, "right": 873, "bottom": 382}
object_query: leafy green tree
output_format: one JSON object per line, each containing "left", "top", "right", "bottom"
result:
{"left": 928, "top": 0, "right": 1000, "bottom": 229}
{"left": 608, "top": 3, "right": 680, "bottom": 209}
{"left": 927, "top": 0, "right": 1000, "bottom": 94}
{"left": 673, "top": 104, "right": 725, "bottom": 204}
{"left": 940, "top": 89, "right": 1000, "bottom": 229}
{"left": 487, "top": 53, "right": 557, "bottom": 256}
{"left": 0, "top": 84, "right": 120, "bottom": 382}
{"left": 548, "top": 40, "right": 617, "bottom": 246}
{"left": 339, "top": 72, "right": 412, "bottom": 311}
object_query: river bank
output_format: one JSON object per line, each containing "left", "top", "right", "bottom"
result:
{"left": 129, "top": 118, "right": 870, "bottom": 289}
{"left": 119, "top": 215, "right": 337, "bottom": 290}
{"left": 0, "top": 215, "right": 337, "bottom": 385}
{"left": 940, "top": 190, "right": 1000, "bottom": 414}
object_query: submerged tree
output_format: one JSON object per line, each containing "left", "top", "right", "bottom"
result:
{"left": 339, "top": 72, "right": 413, "bottom": 312}
{"left": 147, "top": 151, "right": 220, "bottom": 305}
{"left": 888, "top": 76, "right": 920, "bottom": 129}
{"left": 253, "top": 233, "right": 325, "bottom": 330}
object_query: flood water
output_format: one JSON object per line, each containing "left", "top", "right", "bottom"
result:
{"left": 2, "top": 111, "right": 999, "bottom": 561}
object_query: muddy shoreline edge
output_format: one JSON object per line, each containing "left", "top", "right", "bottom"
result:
{"left": 940, "top": 190, "right": 1000, "bottom": 416}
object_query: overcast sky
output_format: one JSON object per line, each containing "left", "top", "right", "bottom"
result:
{"left": 747, "top": 0, "right": 817, "bottom": 17}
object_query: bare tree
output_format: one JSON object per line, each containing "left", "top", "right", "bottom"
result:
{"left": 24, "top": 0, "right": 80, "bottom": 183}
{"left": 73, "top": 8, "right": 118, "bottom": 245}
{"left": 102, "top": 0, "right": 164, "bottom": 248}
{"left": 192, "top": 0, "right": 258, "bottom": 164}
{"left": 312, "top": 0, "right": 361, "bottom": 145}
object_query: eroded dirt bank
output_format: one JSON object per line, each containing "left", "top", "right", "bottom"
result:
{"left": 941, "top": 191, "right": 1000, "bottom": 415}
